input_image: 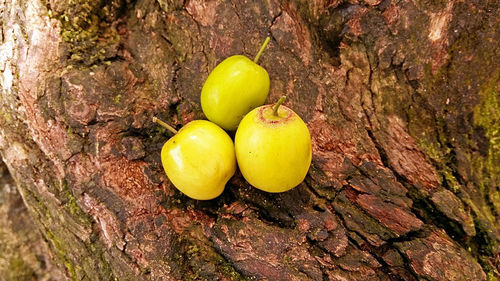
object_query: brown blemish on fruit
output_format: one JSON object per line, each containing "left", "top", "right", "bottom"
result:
{"left": 257, "top": 105, "right": 294, "bottom": 125}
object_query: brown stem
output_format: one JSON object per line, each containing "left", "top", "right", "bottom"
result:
{"left": 153, "top": 116, "right": 178, "bottom": 134}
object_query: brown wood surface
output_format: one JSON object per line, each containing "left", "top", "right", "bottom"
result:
{"left": 0, "top": 0, "right": 499, "bottom": 280}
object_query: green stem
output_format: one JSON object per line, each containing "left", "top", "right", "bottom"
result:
{"left": 253, "top": 37, "right": 270, "bottom": 64}
{"left": 153, "top": 116, "right": 178, "bottom": 134}
{"left": 272, "top": 96, "right": 287, "bottom": 116}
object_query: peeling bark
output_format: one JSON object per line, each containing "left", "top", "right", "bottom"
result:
{"left": 0, "top": 0, "right": 498, "bottom": 280}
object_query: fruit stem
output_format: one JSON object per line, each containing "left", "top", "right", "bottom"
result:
{"left": 272, "top": 96, "right": 287, "bottom": 116}
{"left": 253, "top": 37, "right": 270, "bottom": 64}
{"left": 153, "top": 116, "right": 178, "bottom": 134}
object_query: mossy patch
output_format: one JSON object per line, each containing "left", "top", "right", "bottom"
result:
{"left": 56, "top": 0, "right": 123, "bottom": 66}
{"left": 18, "top": 182, "right": 116, "bottom": 280}
{"left": 45, "top": 230, "right": 77, "bottom": 281}
{"left": 172, "top": 225, "right": 250, "bottom": 281}
{"left": 113, "top": 94, "right": 122, "bottom": 104}
{"left": 470, "top": 72, "right": 500, "bottom": 263}
{"left": 6, "top": 256, "right": 36, "bottom": 281}
{"left": 418, "top": 139, "right": 460, "bottom": 192}
{"left": 60, "top": 180, "right": 93, "bottom": 227}
{"left": 156, "top": 0, "right": 184, "bottom": 13}
{"left": 472, "top": 72, "right": 500, "bottom": 194}
{"left": 487, "top": 272, "right": 499, "bottom": 281}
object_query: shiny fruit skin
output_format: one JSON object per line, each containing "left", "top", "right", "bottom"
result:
{"left": 161, "top": 120, "right": 236, "bottom": 200}
{"left": 235, "top": 105, "right": 312, "bottom": 192}
{"left": 201, "top": 55, "right": 270, "bottom": 131}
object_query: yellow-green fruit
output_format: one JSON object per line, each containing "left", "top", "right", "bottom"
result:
{"left": 235, "top": 104, "right": 312, "bottom": 193}
{"left": 161, "top": 120, "right": 236, "bottom": 200}
{"left": 201, "top": 55, "right": 270, "bottom": 131}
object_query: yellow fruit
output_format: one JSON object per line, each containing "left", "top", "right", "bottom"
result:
{"left": 201, "top": 38, "right": 271, "bottom": 131}
{"left": 235, "top": 98, "right": 312, "bottom": 192}
{"left": 155, "top": 118, "right": 236, "bottom": 200}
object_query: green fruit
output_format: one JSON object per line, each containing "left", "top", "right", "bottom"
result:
{"left": 154, "top": 118, "right": 236, "bottom": 200}
{"left": 201, "top": 37, "right": 271, "bottom": 131}
{"left": 235, "top": 97, "right": 312, "bottom": 193}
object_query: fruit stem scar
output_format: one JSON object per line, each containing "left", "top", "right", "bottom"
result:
{"left": 253, "top": 37, "right": 270, "bottom": 64}
{"left": 153, "top": 116, "right": 178, "bottom": 134}
{"left": 272, "top": 96, "right": 287, "bottom": 116}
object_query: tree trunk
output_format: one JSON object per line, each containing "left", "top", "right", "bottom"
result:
{"left": 0, "top": 0, "right": 498, "bottom": 280}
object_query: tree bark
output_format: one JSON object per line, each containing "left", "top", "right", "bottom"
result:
{"left": 0, "top": 159, "right": 65, "bottom": 280}
{"left": 0, "top": 0, "right": 498, "bottom": 280}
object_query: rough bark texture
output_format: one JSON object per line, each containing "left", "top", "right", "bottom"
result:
{"left": 0, "top": 0, "right": 499, "bottom": 280}
{"left": 0, "top": 160, "right": 65, "bottom": 280}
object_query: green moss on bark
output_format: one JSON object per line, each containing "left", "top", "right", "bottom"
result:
{"left": 55, "top": 0, "right": 123, "bottom": 66}
{"left": 17, "top": 181, "right": 116, "bottom": 280}
{"left": 6, "top": 257, "right": 36, "bottom": 281}
{"left": 172, "top": 225, "right": 249, "bottom": 281}
{"left": 156, "top": 0, "right": 183, "bottom": 13}
{"left": 60, "top": 181, "right": 93, "bottom": 227}
{"left": 418, "top": 140, "right": 460, "bottom": 192}
{"left": 45, "top": 230, "right": 78, "bottom": 281}
{"left": 473, "top": 72, "right": 500, "bottom": 194}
